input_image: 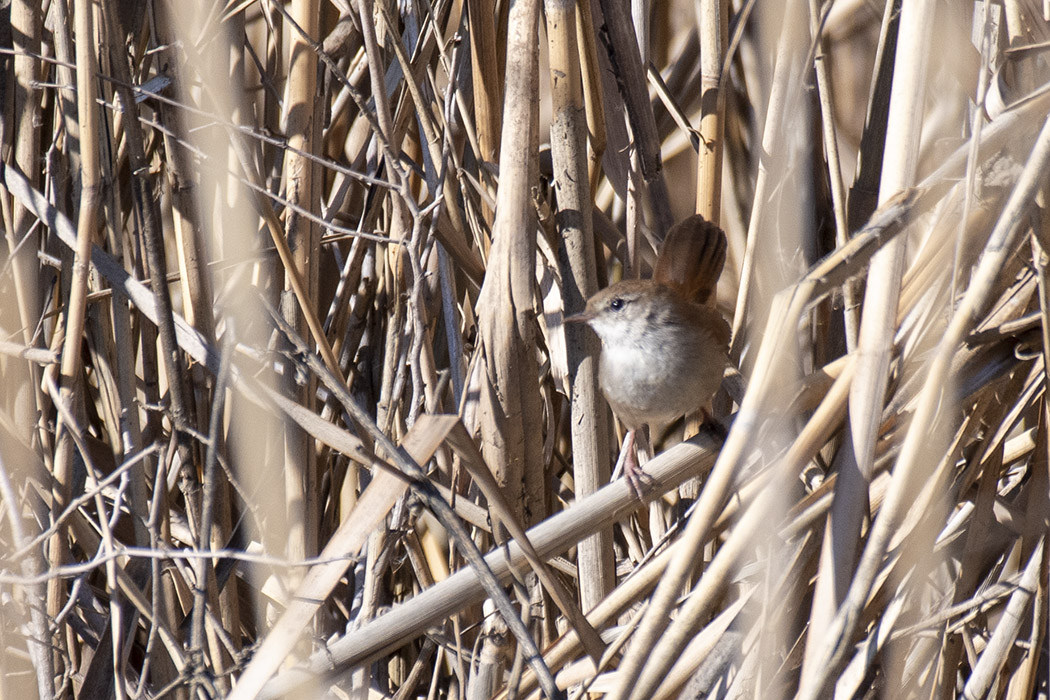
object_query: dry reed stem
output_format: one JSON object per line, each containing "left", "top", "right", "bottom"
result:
{"left": 544, "top": 0, "right": 612, "bottom": 611}
{"left": 801, "top": 0, "right": 936, "bottom": 690}
{"left": 3, "top": 1, "right": 1050, "bottom": 699}
{"left": 694, "top": 0, "right": 726, "bottom": 224}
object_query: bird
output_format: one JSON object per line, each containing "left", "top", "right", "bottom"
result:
{"left": 568, "top": 214, "right": 730, "bottom": 496}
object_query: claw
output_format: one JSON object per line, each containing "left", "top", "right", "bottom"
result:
{"left": 621, "top": 429, "right": 654, "bottom": 499}
{"left": 624, "top": 457, "right": 655, "bottom": 499}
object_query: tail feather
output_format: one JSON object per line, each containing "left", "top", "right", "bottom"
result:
{"left": 653, "top": 214, "right": 727, "bottom": 305}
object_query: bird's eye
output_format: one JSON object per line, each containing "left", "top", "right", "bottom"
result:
{"left": 610, "top": 297, "right": 625, "bottom": 311}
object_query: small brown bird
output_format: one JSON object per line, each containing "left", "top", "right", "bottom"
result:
{"left": 568, "top": 215, "right": 730, "bottom": 495}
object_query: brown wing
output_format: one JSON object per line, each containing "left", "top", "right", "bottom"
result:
{"left": 654, "top": 214, "right": 727, "bottom": 305}
{"left": 693, "top": 304, "right": 732, "bottom": 347}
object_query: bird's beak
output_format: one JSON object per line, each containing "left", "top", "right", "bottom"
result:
{"left": 564, "top": 311, "right": 594, "bottom": 324}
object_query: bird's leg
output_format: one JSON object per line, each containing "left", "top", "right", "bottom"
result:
{"left": 622, "top": 428, "right": 654, "bottom": 499}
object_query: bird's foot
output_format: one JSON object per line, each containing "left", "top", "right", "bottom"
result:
{"left": 622, "top": 437, "right": 654, "bottom": 499}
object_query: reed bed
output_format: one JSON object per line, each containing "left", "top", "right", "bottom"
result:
{"left": 1, "top": 0, "right": 1048, "bottom": 698}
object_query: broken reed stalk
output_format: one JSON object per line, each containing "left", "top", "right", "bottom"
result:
{"left": 3, "top": 1, "right": 1050, "bottom": 699}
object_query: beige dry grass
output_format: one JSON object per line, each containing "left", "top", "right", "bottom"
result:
{"left": 0, "top": 0, "right": 1048, "bottom": 699}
